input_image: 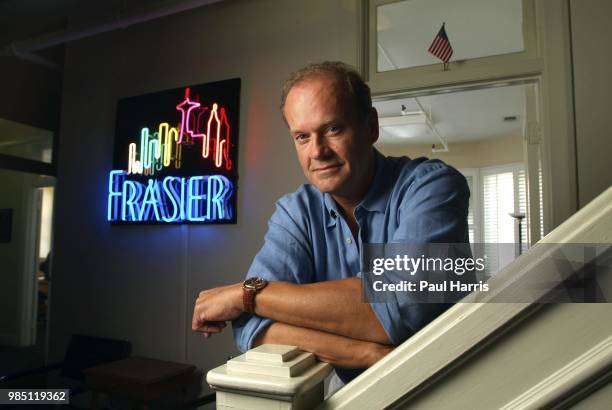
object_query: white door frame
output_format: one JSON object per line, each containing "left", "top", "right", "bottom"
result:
{"left": 365, "top": 0, "right": 576, "bottom": 232}
{"left": 19, "top": 176, "right": 55, "bottom": 346}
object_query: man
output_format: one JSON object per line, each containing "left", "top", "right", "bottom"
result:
{"left": 192, "top": 61, "right": 469, "bottom": 383}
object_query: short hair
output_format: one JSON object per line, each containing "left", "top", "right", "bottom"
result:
{"left": 280, "top": 61, "right": 372, "bottom": 122}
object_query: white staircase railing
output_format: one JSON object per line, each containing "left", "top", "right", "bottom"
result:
{"left": 207, "top": 187, "right": 612, "bottom": 410}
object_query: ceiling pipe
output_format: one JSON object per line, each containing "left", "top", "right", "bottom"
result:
{"left": 414, "top": 97, "right": 449, "bottom": 153}
{"left": 0, "top": 0, "right": 224, "bottom": 68}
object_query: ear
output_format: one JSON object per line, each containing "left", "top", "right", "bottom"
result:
{"left": 367, "top": 107, "right": 379, "bottom": 144}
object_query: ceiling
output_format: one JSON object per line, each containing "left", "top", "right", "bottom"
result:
{"left": 374, "top": 84, "right": 526, "bottom": 146}
{"left": 0, "top": 0, "right": 156, "bottom": 45}
{"left": 1, "top": 0, "right": 95, "bottom": 44}
{"left": 0, "top": 0, "right": 527, "bottom": 150}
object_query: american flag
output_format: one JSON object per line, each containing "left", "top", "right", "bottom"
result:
{"left": 428, "top": 23, "right": 453, "bottom": 63}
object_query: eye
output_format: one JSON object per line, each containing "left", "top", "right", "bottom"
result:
{"left": 327, "top": 125, "right": 341, "bottom": 134}
{"left": 294, "top": 133, "right": 308, "bottom": 143}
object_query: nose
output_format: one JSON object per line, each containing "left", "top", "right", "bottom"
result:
{"left": 309, "top": 134, "right": 330, "bottom": 160}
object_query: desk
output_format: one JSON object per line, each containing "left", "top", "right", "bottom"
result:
{"left": 85, "top": 356, "right": 196, "bottom": 410}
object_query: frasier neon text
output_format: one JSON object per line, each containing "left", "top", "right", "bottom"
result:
{"left": 107, "top": 171, "right": 233, "bottom": 223}
{"left": 108, "top": 80, "right": 240, "bottom": 224}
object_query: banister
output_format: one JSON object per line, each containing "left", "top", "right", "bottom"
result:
{"left": 321, "top": 186, "right": 612, "bottom": 409}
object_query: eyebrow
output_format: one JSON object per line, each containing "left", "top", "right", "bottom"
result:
{"left": 290, "top": 120, "right": 342, "bottom": 135}
{"left": 289, "top": 129, "right": 306, "bottom": 136}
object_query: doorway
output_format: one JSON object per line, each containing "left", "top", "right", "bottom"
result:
{"left": 373, "top": 80, "right": 544, "bottom": 275}
{"left": 0, "top": 118, "right": 55, "bottom": 374}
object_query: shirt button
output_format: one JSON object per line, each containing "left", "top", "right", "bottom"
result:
{"left": 346, "top": 237, "right": 352, "bottom": 244}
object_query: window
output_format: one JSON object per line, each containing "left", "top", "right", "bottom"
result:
{"left": 460, "top": 169, "right": 480, "bottom": 245}
{"left": 460, "top": 164, "right": 527, "bottom": 274}
{"left": 376, "top": 0, "right": 526, "bottom": 72}
{"left": 367, "top": 0, "right": 538, "bottom": 93}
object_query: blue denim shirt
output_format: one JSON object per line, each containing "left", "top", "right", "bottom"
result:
{"left": 233, "top": 149, "right": 469, "bottom": 382}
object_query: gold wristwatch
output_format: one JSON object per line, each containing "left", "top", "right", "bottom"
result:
{"left": 242, "top": 277, "right": 268, "bottom": 314}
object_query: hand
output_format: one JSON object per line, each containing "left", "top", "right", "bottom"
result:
{"left": 192, "top": 283, "right": 243, "bottom": 338}
{"left": 367, "top": 343, "right": 394, "bottom": 366}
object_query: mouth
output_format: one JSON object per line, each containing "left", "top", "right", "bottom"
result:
{"left": 312, "top": 164, "right": 342, "bottom": 172}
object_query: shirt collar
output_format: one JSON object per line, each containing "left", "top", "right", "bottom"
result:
{"left": 358, "top": 149, "right": 390, "bottom": 213}
{"left": 324, "top": 193, "right": 341, "bottom": 228}
{"left": 323, "top": 149, "right": 390, "bottom": 227}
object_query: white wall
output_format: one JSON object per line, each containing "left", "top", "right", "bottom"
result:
{"left": 377, "top": 134, "right": 524, "bottom": 170}
{"left": 50, "top": 0, "right": 359, "bottom": 383}
{"left": 570, "top": 0, "right": 612, "bottom": 207}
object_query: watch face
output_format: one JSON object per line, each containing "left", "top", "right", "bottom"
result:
{"left": 244, "top": 277, "right": 267, "bottom": 290}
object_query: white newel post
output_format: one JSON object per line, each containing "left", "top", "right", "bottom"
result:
{"left": 207, "top": 344, "right": 333, "bottom": 410}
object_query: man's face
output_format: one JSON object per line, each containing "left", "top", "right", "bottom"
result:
{"left": 283, "top": 74, "right": 378, "bottom": 199}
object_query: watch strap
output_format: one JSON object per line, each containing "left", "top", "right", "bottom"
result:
{"left": 243, "top": 288, "right": 256, "bottom": 314}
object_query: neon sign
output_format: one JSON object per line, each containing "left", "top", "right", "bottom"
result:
{"left": 108, "top": 79, "right": 240, "bottom": 224}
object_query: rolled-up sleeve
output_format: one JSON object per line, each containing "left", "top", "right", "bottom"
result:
{"left": 232, "top": 199, "right": 315, "bottom": 352}
{"left": 369, "top": 160, "right": 470, "bottom": 345}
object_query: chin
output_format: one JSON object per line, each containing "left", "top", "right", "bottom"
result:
{"left": 311, "top": 179, "right": 344, "bottom": 195}
{"left": 307, "top": 179, "right": 331, "bottom": 193}
{"left": 312, "top": 183, "right": 333, "bottom": 193}
{"left": 307, "top": 170, "right": 350, "bottom": 194}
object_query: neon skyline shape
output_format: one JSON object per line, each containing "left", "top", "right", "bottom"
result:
{"left": 127, "top": 87, "right": 232, "bottom": 175}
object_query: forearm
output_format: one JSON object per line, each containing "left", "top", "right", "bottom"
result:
{"left": 254, "top": 322, "right": 393, "bottom": 369}
{"left": 192, "top": 278, "right": 392, "bottom": 345}
{"left": 255, "top": 278, "right": 391, "bottom": 344}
